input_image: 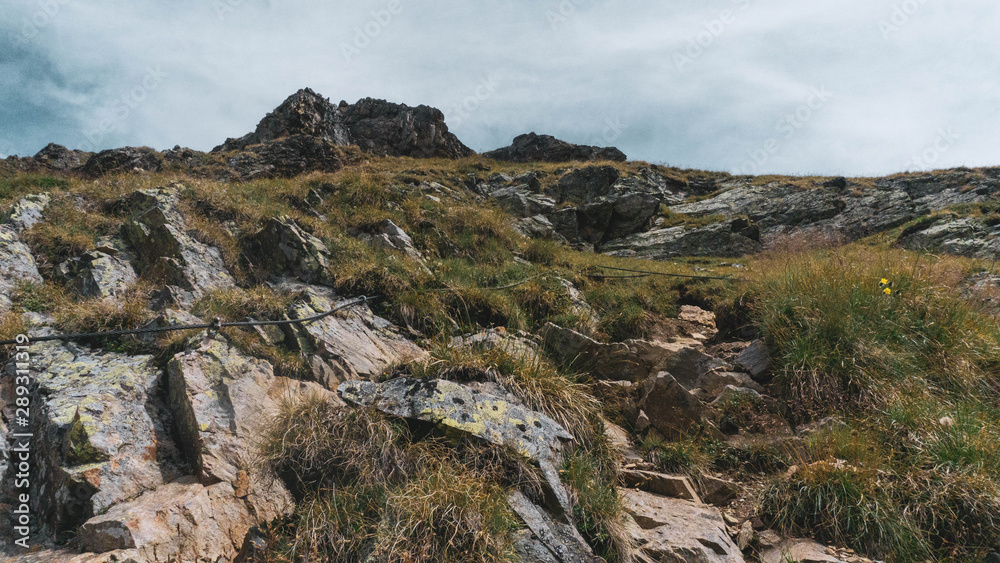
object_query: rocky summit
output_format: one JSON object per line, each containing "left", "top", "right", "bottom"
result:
{"left": 2, "top": 89, "right": 1000, "bottom": 563}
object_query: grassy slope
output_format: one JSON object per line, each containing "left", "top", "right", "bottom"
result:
{"left": 2, "top": 160, "right": 999, "bottom": 561}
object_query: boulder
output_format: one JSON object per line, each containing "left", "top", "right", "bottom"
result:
{"left": 3, "top": 193, "right": 50, "bottom": 232}
{"left": 338, "top": 377, "right": 573, "bottom": 468}
{"left": 338, "top": 377, "right": 575, "bottom": 517}
{"left": 58, "top": 250, "right": 137, "bottom": 299}
{"left": 507, "top": 491, "right": 604, "bottom": 563}
{"left": 279, "top": 283, "right": 427, "bottom": 387}
{"left": 491, "top": 185, "right": 557, "bottom": 217}
{"left": 363, "top": 219, "right": 424, "bottom": 261}
{"left": 78, "top": 477, "right": 275, "bottom": 563}
{"left": 82, "top": 147, "right": 162, "bottom": 176}
{"left": 0, "top": 337, "right": 175, "bottom": 540}
{"left": 119, "top": 185, "right": 235, "bottom": 305}
{"left": 242, "top": 216, "right": 331, "bottom": 283}
{"left": 555, "top": 166, "right": 621, "bottom": 205}
{"left": 619, "top": 488, "right": 744, "bottom": 562}
{"left": 734, "top": 340, "right": 770, "bottom": 379}
{"left": 540, "top": 323, "right": 647, "bottom": 382}
{"left": 483, "top": 132, "right": 626, "bottom": 163}
{"left": 619, "top": 470, "right": 701, "bottom": 502}
{"left": 699, "top": 475, "right": 742, "bottom": 506}
{"left": 215, "top": 88, "right": 473, "bottom": 159}
{"left": 0, "top": 225, "right": 43, "bottom": 313}
{"left": 166, "top": 334, "right": 328, "bottom": 488}
{"left": 638, "top": 372, "right": 709, "bottom": 438}
{"left": 450, "top": 328, "right": 541, "bottom": 363}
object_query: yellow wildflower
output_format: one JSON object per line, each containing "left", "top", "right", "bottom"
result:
{"left": 883, "top": 287, "right": 892, "bottom": 295}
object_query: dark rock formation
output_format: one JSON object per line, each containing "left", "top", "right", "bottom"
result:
{"left": 483, "top": 132, "right": 626, "bottom": 163}
{"left": 214, "top": 88, "right": 473, "bottom": 159}
{"left": 32, "top": 143, "right": 86, "bottom": 170}
{"left": 82, "top": 147, "right": 163, "bottom": 176}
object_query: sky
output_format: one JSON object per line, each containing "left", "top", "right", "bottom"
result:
{"left": 1, "top": 0, "right": 998, "bottom": 176}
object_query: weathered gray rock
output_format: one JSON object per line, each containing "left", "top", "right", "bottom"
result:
{"left": 507, "top": 491, "right": 604, "bottom": 563}
{"left": 119, "top": 185, "right": 234, "bottom": 305}
{"left": 602, "top": 221, "right": 763, "bottom": 260}
{"left": 58, "top": 250, "right": 137, "bottom": 299}
{"left": 3, "top": 193, "right": 50, "bottom": 232}
{"left": 540, "top": 322, "right": 647, "bottom": 382}
{"left": 620, "top": 470, "right": 701, "bottom": 502}
{"left": 492, "top": 185, "right": 557, "bottom": 217}
{"left": 620, "top": 488, "right": 745, "bottom": 563}
{"left": 363, "top": 219, "right": 424, "bottom": 261}
{"left": 280, "top": 283, "right": 427, "bottom": 387}
{"left": 734, "top": 339, "right": 770, "bottom": 379}
{"left": 242, "top": 216, "right": 331, "bottom": 283}
{"left": 0, "top": 225, "right": 42, "bottom": 313}
{"left": 339, "top": 377, "right": 573, "bottom": 467}
{"left": 1, "top": 337, "right": 175, "bottom": 541}
{"left": 897, "top": 216, "right": 1000, "bottom": 260}
{"left": 450, "top": 328, "right": 541, "bottom": 362}
{"left": 638, "top": 372, "right": 708, "bottom": 438}
{"left": 483, "top": 132, "right": 626, "bottom": 163}
{"left": 699, "top": 475, "right": 742, "bottom": 506}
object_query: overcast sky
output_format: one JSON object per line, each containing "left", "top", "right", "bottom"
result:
{"left": 1, "top": 0, "right": 998, "bottom": 176}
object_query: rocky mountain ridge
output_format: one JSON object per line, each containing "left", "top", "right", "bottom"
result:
{"left": 3, "top": 88, "right": 1000, "bottom": 562}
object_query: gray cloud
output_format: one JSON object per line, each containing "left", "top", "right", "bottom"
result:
{"left": 1, "top": 0, "right": 997, "bottom": 176}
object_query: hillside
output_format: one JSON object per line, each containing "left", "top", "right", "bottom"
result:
{"left": 1, "top": 90, "right": 1000, "bottom": 563}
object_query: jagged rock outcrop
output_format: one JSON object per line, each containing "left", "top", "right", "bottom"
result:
{"left": 280, "top": 283, "right": 428, "bottom": 388}
{"left": 3, "top": 193, "right": 50, "bottom": 232}
{"left": 215, "top": 88, "right": 473, "bottom": 159}
{"left": 82, "top": 147, "right": 163, "bottom": 176}
{"left": 32, "top": 144, "right": 87, "bottom": 170}
{"left": 620, "top": 488, "right": 745, "bottom": 562}
{"left": 58, "top": 249, "right": 137, "bottom": 299}
{"left": 508, "top": 491, "right": 604, "bottom": 563}
{"left": 1, "top": 333, "right": 179, "bottom": 541}
{"left": 484, "top": 132, "right": 626, "bottom": 163}
{"left": 242, "top": 216, "right": 331, "bottom": 283}
{"left": 221, "top": 134, "right": 360, "bottom": 181}
{"left": 0, "top": 226, "right": 43, "bottom": 313}
{"left": 602, "top": 220, "right": 763, "bottom": 259}
{"left": 896, "top": 215, "right": 1000, "bottom": 259}
{"left": 119, "top": 184, "right": 235, "bottom": 305}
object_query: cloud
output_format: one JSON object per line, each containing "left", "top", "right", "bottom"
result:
{"left": 1, "top": 0, "right": 998, "bottom": 176}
